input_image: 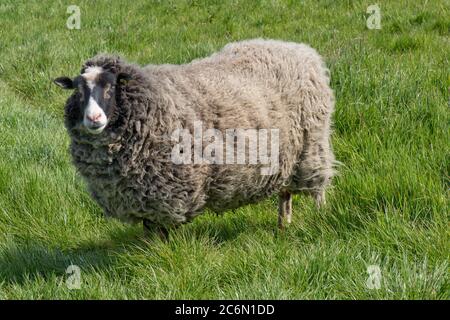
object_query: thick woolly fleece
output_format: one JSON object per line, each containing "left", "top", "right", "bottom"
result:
{"left": 64, "top": 39, "right": 335, "bottom": 227}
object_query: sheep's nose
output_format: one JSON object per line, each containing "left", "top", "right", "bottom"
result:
{"left": 87, "top": 113, "right": 102, "bottom": 123}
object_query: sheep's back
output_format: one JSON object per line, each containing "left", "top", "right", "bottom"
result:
{"left": 150, "top": 39, "right": 334, "bottom": 212}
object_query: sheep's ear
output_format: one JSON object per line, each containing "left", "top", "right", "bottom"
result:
{"left": 117, "top": 73, "right": 132, "bottom": 85}
{"left": 53, "top": 77, "right": 74, "bottom": 89}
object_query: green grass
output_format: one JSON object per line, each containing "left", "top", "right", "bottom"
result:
{"left": 0, "top": 0, "right": 448, "bottom": 299}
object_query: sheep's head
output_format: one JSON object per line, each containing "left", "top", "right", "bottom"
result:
{"left": 54, "top": 65, "right": 131, "bottom": 135}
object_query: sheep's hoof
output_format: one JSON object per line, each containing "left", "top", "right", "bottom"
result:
{"left": 143, "top": 219, "right": 169, "bottom": 241}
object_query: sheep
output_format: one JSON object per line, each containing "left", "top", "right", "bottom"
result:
{"left": 53, "top": 39, "right": 335, "bottom": 238}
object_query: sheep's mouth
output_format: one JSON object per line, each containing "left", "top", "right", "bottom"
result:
{"left": 85, "top": 123, "right": 107, "bottom": 134}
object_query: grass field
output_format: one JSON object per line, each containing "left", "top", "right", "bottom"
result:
{"left": 0, "top": 0, "right": 448, "bottom": 299}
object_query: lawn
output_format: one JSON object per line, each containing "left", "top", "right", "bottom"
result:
{"left": 0, "top": 0, "right": 448, "bottom": 299}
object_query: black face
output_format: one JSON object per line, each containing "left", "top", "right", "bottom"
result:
{"left": 54, "top": 69, "right": 130, "bottom": 134}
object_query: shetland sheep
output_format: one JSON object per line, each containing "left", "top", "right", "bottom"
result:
{"left": 54, "top": 39, "right": 335, "bottom": 237}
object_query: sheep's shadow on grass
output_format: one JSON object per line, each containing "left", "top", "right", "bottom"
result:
{"left": 0, "top": 225, "right": 155, "bottom": 286}
{"left": 0, "top": 241, "right": 115, "bottom": 286}
{"left": 0, "top": 221, "right": 199, "bottom": 286}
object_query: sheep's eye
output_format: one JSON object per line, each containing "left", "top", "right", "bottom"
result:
{"left": 78, "top": 89, "right": 84, "bottom": 102}
{"left": 103, "top": 84, "right": 111, "bottom": 99}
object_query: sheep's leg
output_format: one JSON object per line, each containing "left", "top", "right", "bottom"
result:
{"left": 143, "top": 219, "right": 169, "bottom": 241}
{"left": 286, "top": 193, "right": 292, "bottom": 223}
{"left": 314, "top": 188, "right": 326, "bottom": 208}
{"left": 278, "top": 191, "right": 292, "bottom": 229}
{"left": 277, "top": 195, "right": 284, "bottom": 229}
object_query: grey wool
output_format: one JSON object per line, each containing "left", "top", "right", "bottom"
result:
{"left": 63, "top": 39, "right": 336, "bottom": 231}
